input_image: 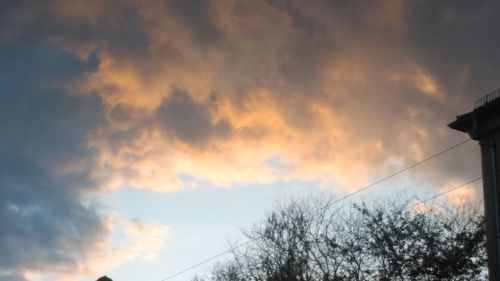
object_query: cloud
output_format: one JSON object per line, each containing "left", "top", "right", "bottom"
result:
{"left": 65, "top": 217, "right": 168, "bottom": 280}
{"left": 2, "top": 0, "right": 500, "bottom": 277}
{"left": 4, "top": 1, "right": 494, "bottom": 188}
{"left": 0, "top": 36, "right": 167, "bottom": 279}
{"left": 0, "top": 41, "right": 105, "bottom": 279}
{"left": 74, "top": 1, "right": 491, "bottom": 190}
{"left": 16, "top": 0, "right": 490, "bottom": 192}
{"left": 19, "top": 217, "right": 168, "bottom": 281}
{"left": 156, "top": 89, "right": 232, "bottom": 146}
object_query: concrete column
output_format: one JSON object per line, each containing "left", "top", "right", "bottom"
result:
{"left": 479, "top": 138, "right": 500, "bottom": 281}
{"left": 449, "top": 89, "right": 500, "bottom": 281}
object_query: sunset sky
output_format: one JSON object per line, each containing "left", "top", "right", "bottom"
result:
{"left": 1, "top": 1, "right": 499, "bottom": 280}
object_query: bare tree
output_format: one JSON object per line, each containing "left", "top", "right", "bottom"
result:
{"left": 194, "top": 197, "right": 486, "bottom": 281}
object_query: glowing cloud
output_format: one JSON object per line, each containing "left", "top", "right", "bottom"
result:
{"left": 1, "top": 0, "right": 499, "bottom": 278}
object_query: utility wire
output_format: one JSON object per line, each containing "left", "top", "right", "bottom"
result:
{"left": 158, "top": 138, "right": 473, "bottom": 280}
{"left": 159, "top": 241, "right": 251, "bottom": 281}
{"left": 158, "top": 175, "right": 482, "bottom": 281}
{"left": 407, "top": 176, "right": 483, "bottom": 210}
{"left": 326, "top": 138, "right": 472, "bottom": 207}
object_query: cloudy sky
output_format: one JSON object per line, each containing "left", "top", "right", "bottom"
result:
{"left": 1, "top": 0, "right": 499, "bottom": 280}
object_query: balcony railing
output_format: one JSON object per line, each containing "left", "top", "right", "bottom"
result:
{"left": 475, "top": 88, "right": 500, "bottom": 109}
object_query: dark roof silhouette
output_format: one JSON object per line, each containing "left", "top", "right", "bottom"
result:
{"left": 97, "top": 276, "right": 112, "bottom": 281}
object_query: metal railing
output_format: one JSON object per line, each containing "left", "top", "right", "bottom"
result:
{"left": 475, "top": 88, "right": 500, "bottom": 109}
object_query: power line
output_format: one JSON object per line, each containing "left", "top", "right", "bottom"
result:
{"left": 159, "top": 241, "right": 251, "bottom": 281}
{"left": 408, "top": 176, "right": 483, "bottom": 210}
{"left": 160, "top": 175, "right": 483, "bottom": 281}
{"left": 158, "top": 176, "right": 482, "bottom": 281}
{"left": 326, "top": 138, "right": 472, "bottom": 207}
{"left": 158, "top": 138, "right": 473, "bottom": 280}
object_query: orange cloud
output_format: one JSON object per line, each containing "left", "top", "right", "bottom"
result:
{"left": 414, "top": 69, "right": 444, "bottom": 100}
{"left": 41, "top": 0, "right": 482, "bottom": 195}
{"left": 445, "top": 185, "right": 477, "bottom": 205}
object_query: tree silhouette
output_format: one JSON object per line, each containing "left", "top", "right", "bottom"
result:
{"left": 194, "top": 197, "right": 486, "bottom": 281}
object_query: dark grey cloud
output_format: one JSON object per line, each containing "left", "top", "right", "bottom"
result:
{"left": 0, "top": 1, "right": 47, "bottom": 44}
{"left": 0, "top": 0, "right": 149, "bottom": 60}
{"left": 406, "top": 0, "right": 500, "bottom": 103}
{"left": 156, "top": 89, "right": 231, "bottom": 146}
{"left": 389, "top": 0, "right": 500, "bottom": 183}
{"left": 168, "top": 0, "right": 221, "bottom": 47}
{"left": 0, "top": 274, "right": 27, "bottom": 281}
{"left": 0, "top": 41, "right": 107, "bottom": 279}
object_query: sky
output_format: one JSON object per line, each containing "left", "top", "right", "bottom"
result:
{"left": 1, "top": 0, "right": 499, "bottom": 280}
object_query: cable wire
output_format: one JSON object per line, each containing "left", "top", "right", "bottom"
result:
{"left": 407, "top": 176, "right": 483, "bottom": 210}
{"left": 158, "top": 175, "right": 483, "bottom": 281}
{"left": 159, "top": 241, "right": 251, "bottom": 281}
{"left": 326, "top": 138, "right": 472, "bottom": 207}
{"left": 158, "top": 138, "right": 473, "bottom": 280}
